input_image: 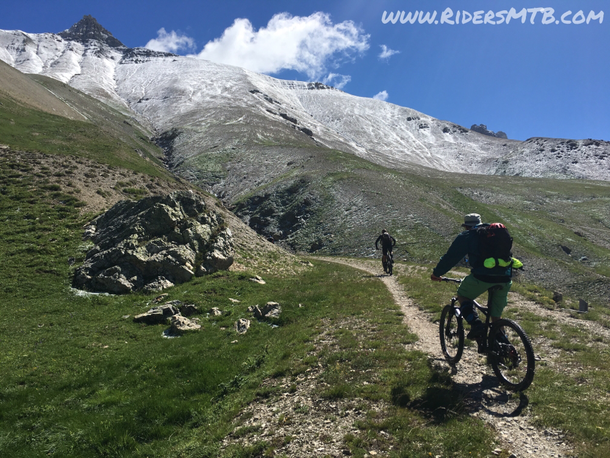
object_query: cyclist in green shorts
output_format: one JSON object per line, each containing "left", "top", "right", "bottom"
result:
{"left": 430, "top": 213, "right": 523, "bottom": 340}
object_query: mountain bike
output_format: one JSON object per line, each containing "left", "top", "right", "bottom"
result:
{"left": 438, "top": 278, "right": 535, "bottom": 391}
{"left": 382, "top": 252, "right": 394, "bottom": 275}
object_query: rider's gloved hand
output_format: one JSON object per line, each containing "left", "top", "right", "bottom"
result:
{"left": 430, "top": 274, "right": 443, "bottom": 282}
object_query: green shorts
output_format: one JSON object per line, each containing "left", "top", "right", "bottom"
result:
{"left": 457, "top": 274, "right": 512, "bottom": 318}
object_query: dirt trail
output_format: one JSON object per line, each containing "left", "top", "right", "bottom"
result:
{"left": 318, "top": 256, "right": 577, "bottom": 458}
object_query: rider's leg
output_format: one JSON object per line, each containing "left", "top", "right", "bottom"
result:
{"left": 456, "top": 275, "right": 490, "bottom": 339}
{"left": 488, "top": 281, "right": 512, "bottom": 343}
{"left": 381, "top": 247, "right": 388, "bottom": 272}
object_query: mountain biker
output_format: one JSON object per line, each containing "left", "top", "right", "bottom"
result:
{"left": 430, "top": 213, "right": 522, "bottom": 341}
{"left": 375, "top": 229, "right": 396, "bottom": 272}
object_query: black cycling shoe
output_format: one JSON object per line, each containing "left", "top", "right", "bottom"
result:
{"left": 466, "top": 320, "right": 485, "bottom": 340}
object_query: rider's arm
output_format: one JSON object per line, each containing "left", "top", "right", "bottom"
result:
{"left": 375, "top": 235, "right": 381, "bottom": 249}
{"left": 391, "top": 236, "right": 396, "bottom": 247}
{"left": 432, "top": 231, "right": 469, "bottom": 277}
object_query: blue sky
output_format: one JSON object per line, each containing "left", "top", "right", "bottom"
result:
{"left": 2, "top": 0, "right": 608, "bottom": 141}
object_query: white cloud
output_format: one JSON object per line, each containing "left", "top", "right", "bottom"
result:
{"left": 323, "top": 73, "right": 351, "bottom": 90}
{"left": 145, "top": 28, "right": 196, "bottom": 54}
{"left": 379, "top": 45, "right": 399, "bottom": 60}
{"left": 193, "top": 12, "right": 369, "bottom": 80}
{"left": 373, "top": 90, "right": 389, "bottom": 101}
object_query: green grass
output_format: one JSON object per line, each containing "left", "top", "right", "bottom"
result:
{"left": 0, "top": 94, "right": 169, "bottom": 179}
{"left": 397, "top": 262, "right": 610, "bottom": 457}
{"left": 2, "top": 134, "right": 610, "bottom": 456}
{"left": 0, "top": 158, "right": 500, "bottom": 457}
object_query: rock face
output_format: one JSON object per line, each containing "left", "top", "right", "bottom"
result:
{"left": 73, "top": 191, "right": 234, "bottom": 293}
{"left": 58, "top": 15, "right": 125, "bottom": 48}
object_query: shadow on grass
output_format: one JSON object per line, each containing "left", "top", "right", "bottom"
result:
{"left": 392, "top": 359, "right": 530, "bottom": 424}
{"left": 453, "top": 374, "right": 530, "bottom": 418}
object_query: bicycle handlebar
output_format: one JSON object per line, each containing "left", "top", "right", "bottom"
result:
{"left": 441, "top": 277, "right": 462, "bottom": 284}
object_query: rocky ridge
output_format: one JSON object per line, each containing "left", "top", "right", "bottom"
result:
{"left": 73, "top": 191, "right": 234, "bottom": 294}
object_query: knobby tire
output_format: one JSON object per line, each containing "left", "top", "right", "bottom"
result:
{"left": 439, "top": 304, "right": 464, "bottom": 365}
{"left": 489, "top": 319, "right": 535, "bottom": 391}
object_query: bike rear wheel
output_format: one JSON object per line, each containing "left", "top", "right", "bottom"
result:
{"left": 439, "top": 304, "right": 464, "bottom": 365}
{"left": 489, "top": 319, "right": 535, "bottom": 391}
{"left": 387, "top": 256, "right": 393, "bottom": 275}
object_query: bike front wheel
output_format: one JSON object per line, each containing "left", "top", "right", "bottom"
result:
{"left": 489, "top": 319, "right": 535, "bottom": 391}
{"left": 439, "top": 304, "right": 464, "bottom": 365}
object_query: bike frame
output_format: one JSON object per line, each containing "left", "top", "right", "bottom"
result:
{"left": 449, "top": 296, "right": 493, "bottom": 352}
{"left": 439, "top": 277, "right": 535, "bottom": 390}
{"left": 446, "top": 280, "right": 502, "bottom": 353}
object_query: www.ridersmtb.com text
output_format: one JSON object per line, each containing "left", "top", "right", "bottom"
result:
{"left": 382, "top": 8, "right": 604, "bottom": 25}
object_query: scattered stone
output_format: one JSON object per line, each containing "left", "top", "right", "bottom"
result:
{"left": 235, "top": 318, "right": 251, "bottom": 334}
{"left": 229, "top": 297, "right": 241, "bottom": 303}
{"left": 168, "top": 315, "right": 201, "bottom": 335}
{"left": 210, "top": 307, "right": 223, "bottom": 316}
{"left": 249, "top": 302, "right": 282, "bottom": 319}
{"left": 152, "top": 293, "right": 169, "bottom": 303}
{"left": 133, "top": 304, "right": 180, "bottom": 324}
{"left": 552, "top": 291, "right": 563, "bottom": 303}
{"left": 72, "top": 191, "right": 234, "bottom": 294}
{"left": 121, "top": 314, "right": 130, "bottom": 319}
{"left": 249, "top": 275, "right": 266, "bottom": 284}
{"left": 578, "top": 299, "right": 588, "bottom": 313}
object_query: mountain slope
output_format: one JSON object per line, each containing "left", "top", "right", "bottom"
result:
{"left": 1, "top": 16, "right": 608, "bottom": 181}
{"left": 1, "top": 17, "right": 609, "bottom": 302}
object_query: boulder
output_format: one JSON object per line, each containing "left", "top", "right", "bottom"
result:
{"left": 235, "top": 318, "right": 251, "bottom": 334}
{"left": 248, "top": 302, "right": 282, "bottom": 319}
{"left": 73, "top": 191, "right": 234, "bottom": 293}
{"left": 169, "top": 315, "right": 201, "bottom": 334}
{"left": 133, "top": 304, "right": 180, "bottom": 324}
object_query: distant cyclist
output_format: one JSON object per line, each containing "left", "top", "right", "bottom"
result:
{"left": 375, "top": 229, "right": 396, "bottom": 274}
{"left": 431, "top": 213, "right": 523, "bottom": 341}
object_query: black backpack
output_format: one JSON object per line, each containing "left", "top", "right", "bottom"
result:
{"left": 475, "top": 223, "right": 513, "bottom": 267}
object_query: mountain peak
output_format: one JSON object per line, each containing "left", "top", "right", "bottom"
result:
{"left": 59, "top": 15, "right": 124, "bottom": 48}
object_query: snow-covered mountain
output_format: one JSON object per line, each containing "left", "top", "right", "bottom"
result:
{"left": 2, "top": 15, "right": 608, "bottom": 182}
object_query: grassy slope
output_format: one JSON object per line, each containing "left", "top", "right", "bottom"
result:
{"left": 1, "top": 76, "right": 609, "bottom": 457}
{"left": 0, "top": 76, "right": 169, "bottom": 179}
{"left": 0, "top": 158, "right": 496, "bottom": 457}
{"left": 2, "top": 157, "right": 609, "bottom": 456}
{"left": 211, "top": 141, "right": 610, "bottom": 304}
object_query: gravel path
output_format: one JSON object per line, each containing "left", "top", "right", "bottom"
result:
{"left": 319, "top": 257, "right": 578, "bottom": 458}
{"left": 223, "top": 256, "right": 598, "bottom": 457}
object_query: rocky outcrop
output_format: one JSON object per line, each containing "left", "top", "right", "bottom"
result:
{"left": 73, "top": 191, "right": 234, "bottom": 294}
{"left": 471, "top": 124, "right": 508, "bottom": 139}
